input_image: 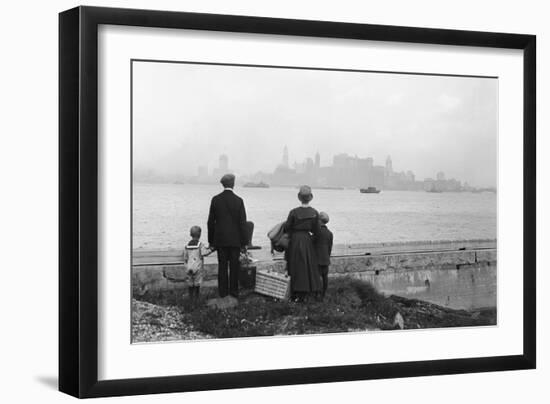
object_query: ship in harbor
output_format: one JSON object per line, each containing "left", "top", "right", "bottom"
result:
{"left": 243, "top": 181, "right": 270, "bottom": 188}
{"left": 359, "top": 186, "right": 381, "bottom": 194}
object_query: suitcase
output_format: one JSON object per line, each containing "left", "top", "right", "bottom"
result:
{"left": 239, "top": 264, "right": 256, "bottom": 289}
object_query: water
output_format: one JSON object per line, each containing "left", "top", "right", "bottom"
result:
{"left": 133, "top": 183, "right": 497, "bottom": 250}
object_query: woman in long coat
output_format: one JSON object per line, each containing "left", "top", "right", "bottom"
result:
{"left": 285, "top": 185, "right": 322, "bottom": 301}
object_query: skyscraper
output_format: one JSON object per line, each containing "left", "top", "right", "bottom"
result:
{"left": 385, "top": 155, "right": 393, "bottom": 174}
{"left": 219, "top": 154, "right": 229, "bottom": 171}
{"left": 315, "top": 151, "right": 320, "bottom": 169}
{"left": 282, "top": 146, "right": 289, "bottom": 168}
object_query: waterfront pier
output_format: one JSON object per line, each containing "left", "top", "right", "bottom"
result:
{"left": 132, "top": 239, "right": 496, "bottom": 311}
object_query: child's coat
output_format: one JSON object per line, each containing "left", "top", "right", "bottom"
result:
{"left": 182, "top": 241, "right": 211, "bottom": 286}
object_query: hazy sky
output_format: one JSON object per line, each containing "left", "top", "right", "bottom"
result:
{"left": 133, "top": 61, "right": 497, "bottom": 187}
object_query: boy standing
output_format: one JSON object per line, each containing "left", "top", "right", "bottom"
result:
{"left": 182, "top": 226, "right": 213, "bottom": 301}
{"left": 316, "top": 212, "right": 333, "bottom": 299}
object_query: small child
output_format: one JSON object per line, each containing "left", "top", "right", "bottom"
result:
{"left": 316, "top": 212, "right": 333, "bottom": 299}
{"left": 182, "top": 226, "right": 213, "bottom": 301}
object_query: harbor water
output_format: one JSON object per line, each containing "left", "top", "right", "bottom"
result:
{"left": 132, "top": 183, "right": 497, "bottom": 251}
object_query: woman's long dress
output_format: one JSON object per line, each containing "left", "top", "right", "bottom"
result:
{"left": 285, "top": 206, "right": 322, "bottom": 294}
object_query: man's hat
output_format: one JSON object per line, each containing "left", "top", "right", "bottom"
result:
{"left": 220, "top": 173, "right": 235, "bottom": 188}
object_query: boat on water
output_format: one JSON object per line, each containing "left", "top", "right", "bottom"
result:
{"left": 426, "top": 187, "right": 443, "bottom": 193}
{"left": 360, "top": 187, "right": 381, "bottom": 194}
{"left": 471, "top": 188, "right": 497, "bottom": 194}
{"left": 243, "top": 181, "right": 270, "bottom": 188}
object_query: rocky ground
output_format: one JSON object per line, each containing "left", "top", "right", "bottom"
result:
{"left": 132, "top": 299, "right": 211, "bottom": 343}
{"left": 132, "top": 277, "right": 496, "bottom": 342}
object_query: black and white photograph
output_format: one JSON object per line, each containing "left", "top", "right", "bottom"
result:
{"left": 131, "top": 60, "right": 498, "bottom": 343}
{"left": 1, "top": 0, "right": 545, "bottom": 401}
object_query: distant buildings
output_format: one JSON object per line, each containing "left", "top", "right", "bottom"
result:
{"left": 245, "top": 147, "right": 470, "bottom": 192}
{"left": 423, "top": 175, "right": 463, "bottom": 192}
{"left": 385, "top": 155, "right": 393, "bottom": 174}
{"left": 282, "top": 146, "right": 289, "bottom": 169}
{"left": 259, "top": 149, "right": 420, "bottom": 190}
{"left": 181, "top": 154, "right": 234, "bottom": 184}
{"left": 219, "top": 155, "right": 229, "bottom": 171}
{"left": 177, "top": 147, "right": 476, "bottom": 192}
{"left": 212, "top": 154, "right": 232, "bottom": 179}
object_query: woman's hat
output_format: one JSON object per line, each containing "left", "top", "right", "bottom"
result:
{"left": 298, "top": 185, "right": 313, "bottom": 203}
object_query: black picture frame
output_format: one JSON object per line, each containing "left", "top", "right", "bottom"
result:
{"left": 59, "top": 5, "right": 536, "bottom": 398}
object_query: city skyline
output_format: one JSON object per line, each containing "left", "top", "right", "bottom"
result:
{"left": 135, "top": 146, "right": 488, "bottom": 192}
{"left": 133, "top": 61, "right": 497, "bottom": 188}
{"left": 134, "top": 144, "right": 497, "bottom": 188}
{"left": 134, "top": 145, "right": 497, "bottom": 188}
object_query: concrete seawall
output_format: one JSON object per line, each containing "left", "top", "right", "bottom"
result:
{"left": 132, "top": 239, "right": 496, "bottom": 310}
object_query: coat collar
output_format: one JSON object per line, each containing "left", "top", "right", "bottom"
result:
{"left": 186, "top": 240, "right": 201, "bottom": 249}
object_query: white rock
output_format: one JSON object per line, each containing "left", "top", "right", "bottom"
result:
{"left": 393, "top": 312, "right": 405, "bottom": 329}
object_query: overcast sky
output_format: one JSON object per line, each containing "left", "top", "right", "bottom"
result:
{"left": 133, "top": 61, "right": 497, "bottom": 187}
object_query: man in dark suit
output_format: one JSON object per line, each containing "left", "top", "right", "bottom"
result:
{"left": 207, "top": 174, "right": 248, "bottom": 298}
{"left": 315, "top": 211, "right": 333, "bottom": 299}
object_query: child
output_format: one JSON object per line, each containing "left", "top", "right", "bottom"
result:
{"left": 182, "top": 225, "right": 213, "bottom": 301}
{"left": 316, "top": 212, "right": 333, "bottom": 299}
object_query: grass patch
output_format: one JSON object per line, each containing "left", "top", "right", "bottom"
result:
{"left": 134, "top": 277, "right": 496, "bottom": 341}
